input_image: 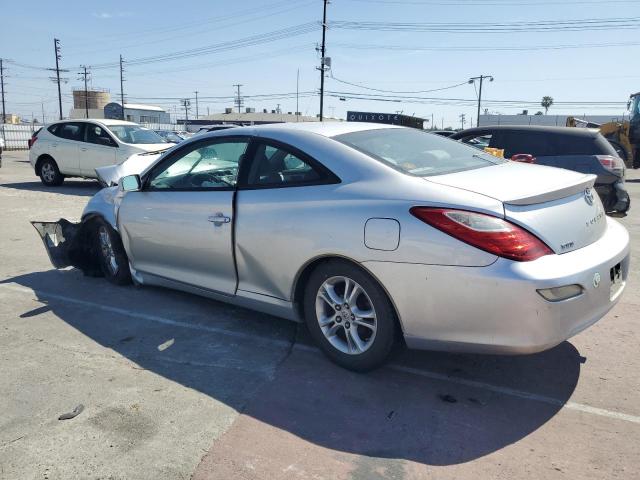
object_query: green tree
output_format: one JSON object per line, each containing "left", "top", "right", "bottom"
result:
{"left": 541, "top": 96, "right": 554, "bottom": 115}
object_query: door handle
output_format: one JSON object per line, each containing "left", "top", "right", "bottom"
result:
{"left": 207, "top": 213, "right": 231, "bottom": 226}
{"left": 80, "top": 147, "right": 88, "bottom": 151}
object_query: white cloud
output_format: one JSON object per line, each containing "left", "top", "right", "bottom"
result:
{"left": 93, "top": 12, "right": 133, "bottom": 19}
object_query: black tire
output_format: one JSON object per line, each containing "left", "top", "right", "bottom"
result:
{"left": 303, "top": 260, "right": 396, "bottom": 371}
{"left": 94, "top": 219, "right": 132, "bottom": 285}
{"left": 39, "top": 157, "right": 64, "bottom": 186}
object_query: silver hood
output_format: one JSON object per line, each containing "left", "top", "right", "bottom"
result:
{"left": 96, "top": 151, "right": 164, "bottom": 186}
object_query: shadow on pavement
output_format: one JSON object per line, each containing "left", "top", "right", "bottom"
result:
{"left": 2, "top": 270, "right": 582, "bottom": 467}
{"left": 0, "top": 181, "right": 101, "bottom": 197}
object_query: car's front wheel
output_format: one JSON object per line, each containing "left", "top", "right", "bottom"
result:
{"left": 94, "top": 219, "right": 131, "bottom": 285}
{"left": 303, "top": 260, "right": 396, "bottom": 371}
{"left": 39, "top": 157, "right": 64, "bottom": 186}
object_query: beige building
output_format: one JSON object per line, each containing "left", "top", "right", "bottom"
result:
{"left": 2, "top": 113, "right": 21, "bottom": 124}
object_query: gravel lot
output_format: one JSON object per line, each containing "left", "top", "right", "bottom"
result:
{"left": 1, "top": 150, "right": 638, "bottom": 480}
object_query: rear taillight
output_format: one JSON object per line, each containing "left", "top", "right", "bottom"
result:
{"left": 596, "top": 155, "right": 624, "bottom": 176}
{"left": 410, "top": 207, "right": 553, "bottom": 262}
{"left": 28, "top": 135, "right": 38, "bottom": 149}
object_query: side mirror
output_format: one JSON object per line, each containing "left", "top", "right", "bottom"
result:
{"left": 120, "top": 174, "right": 141, "bottom": 192}
{"left": 99, "top": 137, "right": 115, "bottom": 147}
{"left": 511, "top": 153, "right": 536, "bottom": 164}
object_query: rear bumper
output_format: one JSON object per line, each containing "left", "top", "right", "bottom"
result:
{"left": 364, "top": 217, "right": 630, "bottom": 354}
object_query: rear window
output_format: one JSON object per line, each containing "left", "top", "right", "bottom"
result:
{"left": 498, "top": 131, "right": 615, "bottom": 157}
{"left": 334, "top": 128, "right": 504, "bottom": 177}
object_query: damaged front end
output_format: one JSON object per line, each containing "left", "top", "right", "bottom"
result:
{"left": 31, "top": 219, "right": 103, "bottom": 276}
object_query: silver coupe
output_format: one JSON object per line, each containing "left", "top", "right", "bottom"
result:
{"left": 33, "top": 122, "right": 630, "bottom": 371}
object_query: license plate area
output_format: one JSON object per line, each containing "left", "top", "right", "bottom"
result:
{"left": 609, "top": 262, "right": 624, "bottom": 301}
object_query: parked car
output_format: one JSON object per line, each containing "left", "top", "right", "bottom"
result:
{"left": 154, "top": 130, "right": 188, "bottom": 144}
{"left": 430, "top": 130, "right": 456, "bottom": 137}
{"left": 450, "top": 126, "right": 630, "bottom": 213}
{"left": 29, "top": 119, "right": 172, "bottom": 186}
{"left": 194, "top": 124, "right": 238, "bottom": 135}
{"left": 32, "top": 123, "right": 629, "bottom": 371}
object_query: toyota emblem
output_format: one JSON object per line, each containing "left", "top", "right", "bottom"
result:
{"left": 584, "top": 188, "right": 595, "bottom": 206}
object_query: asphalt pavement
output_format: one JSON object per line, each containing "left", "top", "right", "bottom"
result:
{"left": 0, "top": 150, "right": 638, "bottom": 480}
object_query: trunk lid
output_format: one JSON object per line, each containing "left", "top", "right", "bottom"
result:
{"left": 426, "top": 162, "right": 606, "bottom": 254}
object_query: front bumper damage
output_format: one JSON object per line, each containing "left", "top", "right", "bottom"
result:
{"left": 32, "top": 219, "right": 102, "bottom": 276}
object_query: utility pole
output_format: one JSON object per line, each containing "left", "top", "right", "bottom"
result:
{"left": 459, "top": 113, "right": 466, "bottom": 129}
{"left": 119, "top": 55, "right": 126, "bottom": 120}
{"left": 41, "top": 102, "right": 45, "bottom": 124}
{"left": 50, "top": 39, "right": 65, "bottom": 120}
{"left": 0, "top": 59, "right": 6, "bottom": 124}
{"left": 194, "top": 90, "right": 199, "bottom": 119}
{"left": 78, "top": 65, "right": 91, "bottom": 118}
{"left": 233, "top": 84, "right": 243, "bottom": 113}
{"left": 431, "top": 113, "right": 434, "bottom": 131}
{"left": 296, "top": 68, "right": 300, "bottom": 121}
{"left": 318, "top": 0, "right": 329, "bottom": 121}
{"left": 469, "top": 75, "right": 494, "bottom": 127}
{"left": 181, "top": 99, "right": 191, "bottom": 132}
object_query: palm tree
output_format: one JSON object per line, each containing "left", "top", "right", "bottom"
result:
{"left": 541, "top": 96, "right": 554, "bottom": 115}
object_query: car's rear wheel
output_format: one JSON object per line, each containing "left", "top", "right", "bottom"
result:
{"left": 303, "top": 260, "right": 396, "bottom": 371}
{"left": 39, "top": 157, "right": 64, "bottom": 186}
{"left": 94, "top": 219, "right": 131, "bottom": 285}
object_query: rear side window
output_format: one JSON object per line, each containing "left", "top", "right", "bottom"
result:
{"left": 56, "top": 123, "right": 85, "bottom": 141}
{"left": 499, "top": 131, "right": 555, "bottom": 158}
{"left": 246, "top": 142, "right": 323, "bottom": 187}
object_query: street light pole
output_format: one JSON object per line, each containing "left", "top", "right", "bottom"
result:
{"left": 469, "top": 75, "right": 494, "bottom": 128}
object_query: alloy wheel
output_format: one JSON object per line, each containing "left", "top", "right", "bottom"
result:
{"left": 98, "top": 226, "right": 119, "bottom": 275}
{"left": 41, "top": 163, "right": 56, "bottom": 183}
{"left": 315, "top": 276, "right": 377, "bottom": 355}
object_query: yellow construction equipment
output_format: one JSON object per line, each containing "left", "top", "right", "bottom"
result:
{"left": 566, "top": 92, "right": 640, "bottom": 169}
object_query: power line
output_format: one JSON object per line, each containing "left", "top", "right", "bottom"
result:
{"left": 346, "top": 0, "right": 638, "bottom": 5}
{"left": 329, "top": 73, "right": 470, "bottom": 94}
{"left": 91, "top": 23, "right": 320, "bottom": 70}
{"left": 332, "top": 40, "right": 640, "bottom": 52}
{"left": 330, "top": 17, "right": 640, "bottom": 33}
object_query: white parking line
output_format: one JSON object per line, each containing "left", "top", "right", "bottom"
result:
{"left": 3, "top": 282, "right": 640, "bottom": 425}
{"left": 0, "top": 283, "right": 292, "bottom": 349}
{"left": 387, "top": 365, "right": 640, "bottom": 424}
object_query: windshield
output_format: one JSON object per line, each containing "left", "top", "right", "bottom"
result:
{"left": 334, "top": 128, "right": 504, "bottom": 177}
{"left": 109, "top": 125, "right": 167, "bottom": 144}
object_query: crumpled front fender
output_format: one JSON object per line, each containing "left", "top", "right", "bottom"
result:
{"left": 31, "top": 219, "right": 102, "bottom": 276}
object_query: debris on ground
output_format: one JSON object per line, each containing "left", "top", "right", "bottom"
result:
{"left": 58, "top": 404, "right": 85, "bottom": 420}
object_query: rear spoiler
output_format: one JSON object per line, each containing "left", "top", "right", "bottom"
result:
{"left": 503, "top": 175, "right": 596, "bottom": 206}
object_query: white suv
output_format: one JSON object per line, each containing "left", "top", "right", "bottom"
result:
{"left": 29, "top": 119, "right": 171, "bottom": 186}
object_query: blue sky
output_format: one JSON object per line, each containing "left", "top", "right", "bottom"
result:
{"left": 2, "top": 0, "right": 639, "bottom": 127}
